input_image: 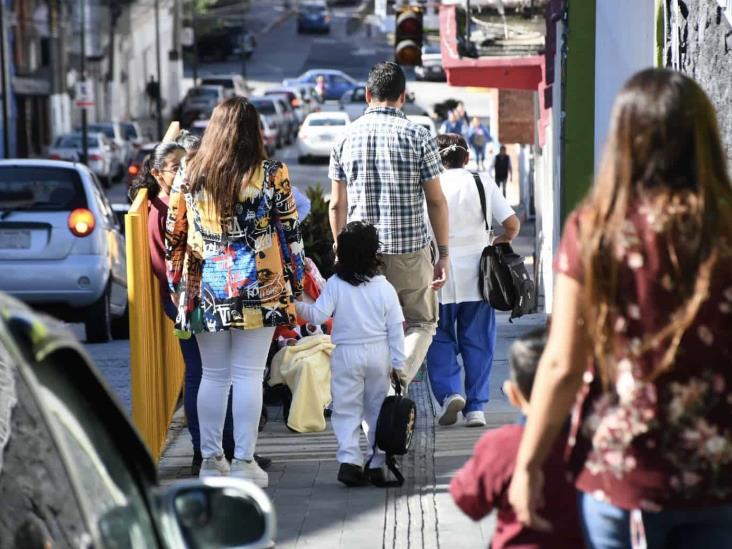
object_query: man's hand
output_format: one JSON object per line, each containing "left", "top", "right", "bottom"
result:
{"left": 170, "top": 293, "right": 179, "bottom": 307}
{"left": 432, "top": 256, "right": 448, "bottom": 290}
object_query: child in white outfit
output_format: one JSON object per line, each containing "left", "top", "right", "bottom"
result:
{"left": 296, "top": 221, "right": 406, "bottom": 487}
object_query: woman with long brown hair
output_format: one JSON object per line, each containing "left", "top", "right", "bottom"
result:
{"left": 508, "top": 68, "right": 732, "bottom": 546}
{"left": 166, "top": 97, "right": 305, "bottom": 486}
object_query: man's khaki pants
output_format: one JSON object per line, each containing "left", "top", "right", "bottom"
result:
{"left": 381, "top": 245, "right": 437, "bottom": 388}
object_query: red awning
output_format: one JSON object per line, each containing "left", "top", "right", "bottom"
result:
{"left": 439, "top": 5, "right": 544, "bottom": 91}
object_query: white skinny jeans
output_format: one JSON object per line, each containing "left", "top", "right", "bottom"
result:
{"left": 196, "top": 327, "right": 275, "bottom": 460}
{"left": 331, "top": 340, "right": 391, "bottom": 468}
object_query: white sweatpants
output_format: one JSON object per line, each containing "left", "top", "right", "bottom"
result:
{"left": 330, "top": 340, "right": 391, "bottom": 468}
{"left": 196, "top": 327, "right": 275, "bottom": 460}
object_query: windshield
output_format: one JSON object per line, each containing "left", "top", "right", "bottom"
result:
{"left": 202, "top": 79, "right": 233, "bottom": 88}
{"left": 121, "top": 123, "right": 138, "bottom": 139}
{"left": 251, "top": 101, "right": 276, "bottom": 115}
{"left": 307, "top": 118, "right": 347, "bottom": 127}
{"left": 88, "top": 125, "right": 115, "bottom": 139}
{"left": 55, "top": 135, "right": 101, "bottom": 148}
{"left": 188, "top": 88, "right": 219, "bottom": 99}
{"left": 0, "top": 167, "right": 87, "bottom": 211}
{"left": 423, "top": 45, "right": 441, "bottom": 54}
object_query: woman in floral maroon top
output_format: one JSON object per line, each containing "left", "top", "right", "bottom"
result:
{"left": 509, "top": 69, "right": 732, "bottom": 547}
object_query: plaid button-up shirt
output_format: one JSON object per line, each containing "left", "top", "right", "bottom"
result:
{"left": 329, "top": 106, "right": 443, "bottom": 255}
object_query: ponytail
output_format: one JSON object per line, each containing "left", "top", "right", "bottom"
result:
{"left": 128, "top": 155, "right": 158, "bottom": 202}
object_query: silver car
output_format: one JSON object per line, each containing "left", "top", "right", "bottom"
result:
{"left": 48, "top": 132, "right": 116, "bottom": 187}
{"left": 0, "top": 160, "right": 128, "bottom": 343}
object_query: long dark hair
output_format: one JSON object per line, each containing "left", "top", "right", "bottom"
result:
{"left": 333, "top": 221, "right": 383, "bottom": 286}
{"left": 128, "top": 141, "right": 185, "bottom": 201}
{"left": 580, "top": 68, "right": 732, "bottom": 385}
{"left": 186, "top": 96, "right": 265, "bottom": 220}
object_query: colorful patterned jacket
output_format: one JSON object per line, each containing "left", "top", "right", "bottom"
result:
{"left": 165, "top": 159, "right": 305, "bottom": 336}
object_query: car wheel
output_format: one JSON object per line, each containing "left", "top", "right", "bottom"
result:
{"left": 111, "top": 304, "right": 130, "bottom": 340}
{"left": 85, "top": 287, "right": 112, "bottom": 344}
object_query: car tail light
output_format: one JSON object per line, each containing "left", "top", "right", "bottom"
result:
{"left": 68, "top": 208, "right": 96, "bottom": 237}
{"left": 128, "top": 164, "right": 140, "bottom": 176}
{"left": 88, "top": 153, "right": 103, "bottom": 161}
{"left": 49, "top": 153, "right": 61, "bottom": 160}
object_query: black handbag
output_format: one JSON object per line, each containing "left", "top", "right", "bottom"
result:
{"left": 473, "top": 174, "right": 536, "bottom": 322}
{"left": 364, "top": 380, "right": 416, "bottom": 486}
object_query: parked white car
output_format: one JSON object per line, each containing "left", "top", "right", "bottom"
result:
{"left": 0, "top": 159, "right": 128, "bottom": 343}
{"left": 297, "top": 112, "right": 350, "bottom": 162}
{"left": 86, "top": 122, "right": 134, "bottom": 175}
{"left": 407, "top": 115, "right": 438, "bottom": 137}
{"left": 48, "top": 133, "right": 116, "bottom": 187}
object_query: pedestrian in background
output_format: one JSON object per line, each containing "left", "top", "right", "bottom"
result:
{"left": 426, "top": 134, "right": 519, "bottom": 428}
{"left": 439, "top": 109, "right": 464, "bottom": 136}
{"left": 296, "top": 221, "right": 405, "bottom": 487}
{"left": 329, "top": 61, "right": 449, "bottom": 389}
{"left": 492, "top": 145, "right": 512, "bottom": 197}
{"left": 145, "top": 75, "right": 160, "bottom": 117}
{"left": 166, "top": 97, "right": 306, "bottom": 486}
{"left": 467, "top": 117, "right": 490, "bottom": 171}
{"left": 451, "top": 328, "right": 585, "bottom": 548}
{"left": 315, "top": 75, "right": 327, "bottom": 102}
{"left": 509, "top": 68, "right": 732, "bottom": 547}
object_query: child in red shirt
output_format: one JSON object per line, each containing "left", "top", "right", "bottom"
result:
{"left": 449, "top": 328, "right": 584, "bottom": 549}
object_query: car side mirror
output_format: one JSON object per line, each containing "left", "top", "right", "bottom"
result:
{"left": 159, "top": 477, "right": 276, "bottom": 548}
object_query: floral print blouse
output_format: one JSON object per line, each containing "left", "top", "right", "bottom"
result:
{"left": 165, "top": 159, "right": 305, "bottom": 336}
{"left": 557, "top": 202, "right": 732, "bottom": 511}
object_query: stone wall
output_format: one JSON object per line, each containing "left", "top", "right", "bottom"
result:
{"left": 666, "top": 0, "right": 732, "bottom": 168}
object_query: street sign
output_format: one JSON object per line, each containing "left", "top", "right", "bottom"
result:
{"left": 74, "top": 81, "right": 95, "bottom": 109}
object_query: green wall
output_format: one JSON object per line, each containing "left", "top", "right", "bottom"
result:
{"left": 561, "top": 0, "right": 596, "bottom": 223}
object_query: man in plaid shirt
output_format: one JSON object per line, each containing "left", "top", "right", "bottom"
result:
{"left": 329, "top": 62, "right": 450, "bottom": 388}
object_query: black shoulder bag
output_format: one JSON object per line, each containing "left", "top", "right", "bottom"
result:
{"left": 364, "top": 379, "right": 416, "bottom": 487}
{"left": 473, "top": 173, "right": 536, "bottom": 322}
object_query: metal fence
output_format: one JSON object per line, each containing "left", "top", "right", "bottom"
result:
{"left": 125, "top": 122, "right": 184, "bottom": 462}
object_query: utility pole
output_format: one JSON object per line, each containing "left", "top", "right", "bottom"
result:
{"left": 192, "top": 3, "right": 199, "bottom": 86}
{"left": 155, "top": 0, "right": 163, "bottom": 138}
{"left": 0, "top": 0, "right": 9, "bottom": 158}
{"left": 80, "top": 0, "right": 88, "bottom": 165}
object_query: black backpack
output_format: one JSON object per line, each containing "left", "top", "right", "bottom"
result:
{"left": 473, "top": 173, "right": 536, "bottom": 322}
{"left": 365, "top": 381, "right": 416, "bottom": 486}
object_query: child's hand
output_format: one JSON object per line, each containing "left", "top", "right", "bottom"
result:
{"left": 391, "top": 369, "right": 402, "bottom": 388}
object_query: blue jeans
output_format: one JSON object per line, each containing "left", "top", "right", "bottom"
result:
{"left": 163, "top": 299, "right": 234, "bottom": 456}
{"left": 425, "top": 301, "right": 496, "bottom": 413}
{"left": 579, "top": 491, "right": 732, "bottom": 548}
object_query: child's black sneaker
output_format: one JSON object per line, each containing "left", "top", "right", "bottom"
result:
{"left": 337, "top": 463, "right": 368, "bottom": 487}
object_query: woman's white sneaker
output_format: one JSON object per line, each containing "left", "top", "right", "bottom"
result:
{"left": 231, "top": 459, "right": 269, "bottom": 488}
{"left": 465, "top": 411, "right": 486, "bottom": 427}
{"left": 199, "top": 455, "right": 230, "bottom": 478}
{"left": 438, "top": 394, "right": 466, "bottom": 426}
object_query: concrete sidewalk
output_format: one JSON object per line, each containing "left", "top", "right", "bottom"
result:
{"left": 158, "top": 310, "right": 545, "bottom": 548}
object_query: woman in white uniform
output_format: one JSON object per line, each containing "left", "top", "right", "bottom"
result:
{"left": 426, "top": 133, "right": 520, "bottom": 427}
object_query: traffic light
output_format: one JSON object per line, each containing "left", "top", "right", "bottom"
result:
{"left": 394, "top": 6, "right": 423, "bottom": 66}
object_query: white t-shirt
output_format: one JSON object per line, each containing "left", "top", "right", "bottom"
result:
{"left": 295, "top": 275, "right": 406, "bottom": 368}
{"left": 435, "top": 168, "right": 514, "bottom": 304}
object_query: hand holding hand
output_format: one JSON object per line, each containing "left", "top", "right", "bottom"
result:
{"left": 508, "top": 466, "right": 552, "bottom": 532}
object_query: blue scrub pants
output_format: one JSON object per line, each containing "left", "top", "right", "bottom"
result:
{"left": 426, "top": 301, "right": 496, "bottom": 413}
{"left": 164, "top": 299, "right": 234, "bottom": 456}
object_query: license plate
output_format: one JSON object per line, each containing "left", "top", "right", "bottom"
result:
{"left": 320, "top": 134, "right": 333, "bottom": 141}
{"left": 0, "top": 229, "right": 31, "bottom": 249}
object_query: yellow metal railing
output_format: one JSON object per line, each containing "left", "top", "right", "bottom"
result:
{"left": 125, "top": 122, "right": 184, "bottom": 462}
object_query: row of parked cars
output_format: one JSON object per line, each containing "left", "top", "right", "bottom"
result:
{"left": 47, "top": 122, "right": 146, "bottom": 187}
